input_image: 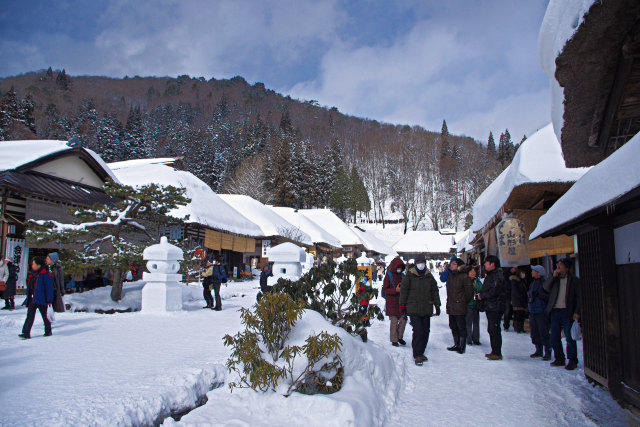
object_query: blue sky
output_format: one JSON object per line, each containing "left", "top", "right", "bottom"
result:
{"left": 0, "top": 0, "right": 551, "bottom": 142}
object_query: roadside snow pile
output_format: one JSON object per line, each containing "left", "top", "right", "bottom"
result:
{"left": 170, "top": 309, "right": 403, "bottom": 426}
{"left": 64, "top": 281, "right": 215, "bottom": 312}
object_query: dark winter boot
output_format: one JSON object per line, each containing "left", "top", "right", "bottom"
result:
{"left": 457, "top": 338, "right": 466, "bottom": 354}
{"left": 9, "top": 298, "right": 14, "bottom": 310}
{"left": 447, "top": 334, "right": 460, "bottom": 351}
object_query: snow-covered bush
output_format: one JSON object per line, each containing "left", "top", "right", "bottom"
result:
{"left": 223, "top": 292, "right": 343, "bottom": 396}
{"left": 271, "top": 258, "right": 383, "bottom": 342}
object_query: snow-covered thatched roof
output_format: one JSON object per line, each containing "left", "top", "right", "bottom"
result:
{"left": 392, "top": 230, "right": 455, "bottom": 255}
{"left": 470, "top": 124, "right": 589, "bottom": 234}
{"left": 0, "top": 139, "right": 119, "bottom": 183}
{"left": 455, "top": 229, "right": 475, "bottom": 253}
{"left": 298, "top": 209, "right": 363, "bottom": 247}
{"left": 531, "top": 133, "right": 640, "bottom": 239}
{"left": 539, "top": 1, "right": 597, "bottom": 144}
{"left": 268, "top": 207, "right": 341, "bottom": 248}
{"left": 108, "top": 159, "right": 262, "bottom": 236}
{"left": 218, "top": 194, "right": 313, "bottom": 246}
{"left": 351, "top": 226, "right": 397, "bottom": 256}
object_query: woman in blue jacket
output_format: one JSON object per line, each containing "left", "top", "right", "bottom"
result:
{"left": 20, "top": 256, "right": 54, "bottom": 339}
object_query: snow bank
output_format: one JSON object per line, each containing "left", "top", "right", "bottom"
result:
{"left": 172, "top": 310, "right": 402, "bottom": 427}
{"left": 471, "top": 124, "right": 589, "bottom": 233}
{"left": 531, "top": 132, "right": 640, "bottom": 239}
{"left": 108, "top": 159, "right": 263, "bottom": 236}
{"left": 538, "top": 0, "right": 597, "bottom": 142}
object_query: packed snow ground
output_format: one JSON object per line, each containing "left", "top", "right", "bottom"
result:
{"left": 0, "top": 273, "right": 634, "bottom": 426}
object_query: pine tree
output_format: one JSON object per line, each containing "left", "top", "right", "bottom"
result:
{"left": 124, "top": 107, "right": 145, "bottom": 158}
{"left": 328, "top": 167, "right": 349, "bottom": 221}
{"left": 55, "top": 69, "right": 70, "bottom": 90}
{"left": 440, "top": 119, "right": 450, "bottom": 158}
{"left": 487, "top": 131, "right": 496, "bottom": 155}
{"left": 97, "top": 113, "right": 124, "bottom": 162}
{"left": 27, "top": 181, "right": 190, "bottom": 302}
{"left": 349, "top": 166, "right": 370, "bottom": 222}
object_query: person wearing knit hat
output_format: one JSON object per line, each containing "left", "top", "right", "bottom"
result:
{"left": 528, "top": 265, "right": 551, "bottom": 359}
{"left": 544, "top": 257, "right": 581, "bottom": 370}
{"left": 531, "top": 265, "right": 546, "bottom": 277}
{"left": 46, "top": 252, "right": 65, "bottom": 313}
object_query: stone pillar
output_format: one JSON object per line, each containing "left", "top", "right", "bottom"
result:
{"left": 141, "top": 236, "right": 183, "bottom": 313}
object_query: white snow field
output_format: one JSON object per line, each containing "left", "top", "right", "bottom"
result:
{"left": 0, "top": 274, "right": 634, "bottom": 426}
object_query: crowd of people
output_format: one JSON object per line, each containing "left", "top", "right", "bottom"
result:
{"left": 380, "top": 254, "right": 581, "bottom": 369}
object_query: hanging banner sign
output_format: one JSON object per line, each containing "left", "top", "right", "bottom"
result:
{"left": 262, "top": 240, "right": 271, "bottom": 257}
{"left": 496, "top": 216, "right": 529, "bottom": 267}
{"left": 5, "top": 238, "right": 28, "bottom": 288}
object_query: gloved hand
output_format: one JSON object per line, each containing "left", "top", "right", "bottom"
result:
{"left": 435, "top": 306, "right": 441, "bottom": 316}
{"left": 399, "top": 306, "right": 406, "bottom": 316}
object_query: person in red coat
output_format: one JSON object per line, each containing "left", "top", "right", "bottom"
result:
{"left": 383, "top": 257, "right": 407, "bottom": 347}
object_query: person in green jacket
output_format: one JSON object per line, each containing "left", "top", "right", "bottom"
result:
{"left": 399, "top": 254, "right": 441, "bottom": 366}
{"left": 465, "top": 265, "right": 483, "bottom": 346}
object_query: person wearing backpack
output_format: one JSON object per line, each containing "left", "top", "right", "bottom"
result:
{"left": 383, "top": 257, "right": 406, "bottom": 347}
{"left": 211, "top": 256, "right": 227, "bottom": 311}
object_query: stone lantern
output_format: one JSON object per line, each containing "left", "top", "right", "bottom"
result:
{"left": 266, "top": 242, "right": 306, "bottom": 286}
{"left": 141, "top": 236, "right": 183, "bottom": 313}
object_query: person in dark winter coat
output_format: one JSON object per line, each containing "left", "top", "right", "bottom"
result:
{"left": 20, "top": 257, "right": 54, "bottom": 339}
{"left": 399, "top": 254, "right": 441, "bottom": 365}
{"left": 383, "top": 257, "right": 406, "bottom": 347}
{"left": 503, "top": 268, "right": 513, "bottom": 331}
{"left": 445, "top": 258, "right": 474, "bottom": 354}
{"left": 477, "top": 255, "right": 506, "bottom": 360}
{"left": 465, "top": 266, "right": 483, "bottom": 345}
{"left": 544, "top": 258, "right": 581, "bottom": 370}
{"left": 1, "top": 257, "right": 17, "bottom": 310}
{"left": 211, "top": 257, "right": 227, "bottom": 311}
{"left": 259, "top": 263, "right": 273, "bottom": 293}
{"left": 528, "top": 265, "right": 551, "bottom": 360}
{"left": 509, "top": 267, "right": 528, "bottom": 333}
{"left": 46, "top": 252, "right": 65, "bottom": 313}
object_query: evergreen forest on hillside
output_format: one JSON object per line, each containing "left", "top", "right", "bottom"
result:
{"left": 0, "top": 69, "right": 522, "bottom": 231}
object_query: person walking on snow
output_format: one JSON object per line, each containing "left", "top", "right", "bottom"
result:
{"left": 544, "top": 258, "right": 581, "bottom": 370}
{"left": 439, "top": 256, "right": 457, "bottom": 288}
{"left": 528, "top": 265, "right": 551, "bottom": 360}
{"left": 399, "top": 254, "right": 441, "bottom": 365}
{"left": 445, "top": 258, "right": 474, "bottom": 354}
{"left": 477, "top": 255, "right": 506, "bottom": 360}
{"left": 46, "top": 252, "right": 65, "bottom": 313}
{"left": 211, "top": 257, "right": 227, "bottom": 311}
{"left": 383, "top": 256, "right": 407, "bottom": 347}
{"left": 20, "top": 256, "right": 54, "bottom": 339}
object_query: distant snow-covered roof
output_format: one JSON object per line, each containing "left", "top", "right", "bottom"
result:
{"left": 392, "top": 230, "right": 455, "bottom": 255}
{"left": 531, "top": 132, "right": 640, "bottom": 239}
{"left": 219, "top": 194, "right": 312, "bottom": 245}
{"left": 298, "top": 209, "right": 363, "bottom": 247}
{"left": 538, "top": 0, "right": 597, "bottom": 142}
{"left": 455, "top": 229, "right": 475, "bottom": 253}
{"left": 351, "top": 226, "right": 397, "bottom": 256}
{"left": 0, "top": 139, "right": 120, "bottom": 183}
{"left": 471, "top": 124, "right": 589, "bottom": 233}
{"left": 108, "top": 159, "right": 262, "bottom": 236}
{"left": 268, "top": 207, "right": 341, "bottom": 248}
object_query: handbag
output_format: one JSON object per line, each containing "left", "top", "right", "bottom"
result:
{"left": 570, "top": 320, "right": 582, "bottom": 341}
{"left": 0, "top": 281, "right": 5, "bottom": 291}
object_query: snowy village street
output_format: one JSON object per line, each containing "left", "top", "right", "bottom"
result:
{"left": 0, "top": 275, "right": 632, "bottom": 427}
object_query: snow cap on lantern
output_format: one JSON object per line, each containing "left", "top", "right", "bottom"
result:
{"left": 356, "top": 253, "right": 371, "bottom": 266}
{"left": 267, "top": 242, "right": 306, "bottom": 283}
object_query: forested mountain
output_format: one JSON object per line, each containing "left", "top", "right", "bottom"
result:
{"left": 0, "top": 69, "right": 517, "bottom": 232}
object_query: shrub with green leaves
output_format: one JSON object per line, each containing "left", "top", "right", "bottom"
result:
{"left": 270, "top": 258, "right": 384, "bottom": 342}
{"left": 223, "top": 292, "right": 343, "bottom": 396}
